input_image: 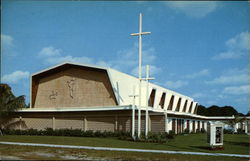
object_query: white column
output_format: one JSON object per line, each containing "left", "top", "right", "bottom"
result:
{"left": 84, "top": 116, "right": 87, "bottom": 131}
{"left": 52, "top": 117, "right": 55, "bottom": 130}
{"left": 19, "top": 116, "right": 22, "bottom": 130}
{"left": 115, "top": 115, "right": 118, "bottom": 131}
{"left": 165, "top": 113, "right": 168, "bottom": 133}
{"left": 245, "top": 122, "right": 248, "bottom": 134}
{"left": 148, "top": 115, "right": 151, "bottom": 132}
{"left": 132, "top": 104, "right": 135, "bottom": 138}
{"left": 175, "top": 118, "right": 178, "bottom": 134}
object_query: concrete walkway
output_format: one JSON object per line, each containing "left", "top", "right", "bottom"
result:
{"left": 0, "top": 141, "right": 249, "bottom": 158}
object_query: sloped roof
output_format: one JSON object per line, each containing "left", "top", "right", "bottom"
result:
{"left": 32, "top": 62, "right": 198, "bottom": 114}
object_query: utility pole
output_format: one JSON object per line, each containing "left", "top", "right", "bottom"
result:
{"left": 131, "top": 13, "right": 151, "bottom": 138}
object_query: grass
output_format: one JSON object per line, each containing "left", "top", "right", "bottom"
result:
{"left": 0, "top": 134, "right": 249, "bottom": 155}
{"left": 0, "top": 144, "right": 248, "bottom": 161}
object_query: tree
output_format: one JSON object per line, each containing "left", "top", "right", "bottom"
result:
{"left": 0, "top": 84, "right": 26, "bottom": 135}
{"left": 224, "top": 115, "right": 246, "bottom": 134}
{"left": 197, "top": 105, "right": 240, "bottom": 116}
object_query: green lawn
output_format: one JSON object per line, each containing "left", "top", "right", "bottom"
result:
{"left": 0, "top": 144, "right": 248, "bottom": 161}
{"left": 0, "top": 134, "right": 249, "bottom": 155}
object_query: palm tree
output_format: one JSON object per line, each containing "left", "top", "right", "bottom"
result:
{"left": 0, "top": 84, "right": 26, "bottom": 135}
{"left": 225, "top": 115, "right": 246, "bottom": 134}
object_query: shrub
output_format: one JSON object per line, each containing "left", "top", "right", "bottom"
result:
{"left": 200, "top": 128, "right": 206, "bottom": 133}
{"left": 183, "top": 128, "right": 190, "bottom": 134}
{"left": 83, "top": 130, "right": 94, "bottom": 137}
{"left": 237, "top": 128, "right": 245, "bottom": 134}
{"left": 94, "top": 130, "right": 103, "bottom": 137}
{"left": 224, "top": 129, "right": 233, "bottom": 134}
{"left": 44, "top": 128, "right": 54, "bottom": 136}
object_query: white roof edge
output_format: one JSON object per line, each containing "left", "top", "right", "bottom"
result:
{"left": 108, "top": 68, "right": 193, "bottom": 101}
{"left": 18, "top": 106, "right": 250, "bottom": 120}
{"left": 18, "top": 105, "right": 132, "bottom": 112}
{"left": 31, "top": 61, "right": 108, "bottom": 77}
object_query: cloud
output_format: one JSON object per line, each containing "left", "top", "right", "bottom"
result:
{"left": 39, "top": 46, "right": 62, "bottom": 57}
{"left": 1, "top": 34, "right": 14, "bottom": 47}
{"left": 212, "top": 31, "right": 250, "bottom": 60}
{"left": 223, "top": 85, "right": 250, "bottom": 95}
{"left": 2, "top": 71, "right": 30, "bottom": 84}
{"left": 46, "top": 55, "right": 93, "bottom": 65}
{"left": 165, "top": 1, "right": 219, "bottom": 18}
{"left": 206, "top": 68, "right": 250, "bottom": 85}
{"left": 38, "top": 46, "right": 94, "bottom": 65}
{"left": 1, "top": 34, "right": 16, "bottom": 56}
{"left": 131, "top": 65, "right": 162, "bottom": 77}
{"left": 206, "top": 100, "right": 218, "bottom": 105}
{"left": 185, "top": 69, "right": 210, "bottom": 79}
{"left": 165, "top": 80, "right": 188, "bottom": 89}
{"left": 38, "top": 44, "right": 161, "bottom": 77}
{"left": 191, "top": 92, "right": 205, "bottom": 98}
{"left": 111, "top": 43, "right": 157, "bottom": 70}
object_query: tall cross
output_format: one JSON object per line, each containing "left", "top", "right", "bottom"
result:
{"left": 129, "top": 86, "right": 139, "bottom": 140}
{"left": 131, "top": 13, "right": 151, "bottom": 138}
{"left": 143, "top": 65, "right": 155, "bottom": 138}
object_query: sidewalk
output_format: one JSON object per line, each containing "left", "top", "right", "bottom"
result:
{"left": 0, "top": 141, "right": 249, "bottom": 158}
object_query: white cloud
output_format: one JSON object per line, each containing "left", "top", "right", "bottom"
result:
{"left": 1, "top": 34, "right": 16, "bottom": 56}
{"left": 1, "top": 34, "right": 14, "bottom": 47}
{"left": 206, "top": 100, "right": 218, "bottom": 105}
{"left": 185, "top": 69, "right": 210, "bottom": 79}
{"left": 38, "top": 44, "right": 161, "bottom": 77}
{"left": 39, "top": 46, "right": 62, "bottom": 57}
{"left": 38, "top": 46, "right": 94, "bottom": 65}
{"left": 191, "top": 92, "right": 205, "bottom": 98}
{"left": 165, "top": 1, "right": 219, "bottom": 18}
{"left": 2, "top": 71, "right": 30, "bottom": 84}
{"left": 96, "top": 60, "right": 112, "bottom": 68}
{"left": 131, "top": 65, "right": 162, "bottom": 77}
{"left": 223, "top": 85, "right": 250, "bottom": 95}
{"left": 46, "top": 55, "right": 93, "bottom": 65}
{"left": 206, "top": 68, "right": 250, "bottom": 85}
{"left": 165, "top": 80, "right": 188, "bottom": 89}
{"left": 111, "top": 43, "right": 157, "bottom": 71}
{"left": 212, "top": 31, "right": 250, "bottom": 60}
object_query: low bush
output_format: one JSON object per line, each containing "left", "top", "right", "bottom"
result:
{"left": 200, "top": 128, "right": 206, "bottom": 133}
{"left": 183, "top": 128, "right": 190, "bottom": 134}
{"left": 224, "top": 129, "right": 234, "bottom": 134}
{"left": 237, "top": 128, "right": 245, "bottom": 134}
{"left": 2, "top": 128, "right": 176, "bottom": 143}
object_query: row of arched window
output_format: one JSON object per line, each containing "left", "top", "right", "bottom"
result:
{"left": 147, "top": 89, "right": 198, "bottom": 114}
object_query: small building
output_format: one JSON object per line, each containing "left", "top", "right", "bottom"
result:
{"left": 14, "top": 62, "right": 249, "bottom": 134}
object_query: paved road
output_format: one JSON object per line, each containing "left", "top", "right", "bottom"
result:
{"left": 0, "top": 141, "right": 249, "bottom": 158}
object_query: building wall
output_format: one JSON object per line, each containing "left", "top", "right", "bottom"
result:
{"left": 33, "top": 66, "right": 117, "bottom": 108}
{"left": 150, "top": 115, "right": 165, "bottom": 132}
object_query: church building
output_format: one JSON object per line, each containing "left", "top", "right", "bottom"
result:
{"left": 15, "top": 62, "right": 249, "bottom": 135}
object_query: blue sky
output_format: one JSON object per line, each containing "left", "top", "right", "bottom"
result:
{"left": 1, "top": 1, "right": 249, "bottom": 114}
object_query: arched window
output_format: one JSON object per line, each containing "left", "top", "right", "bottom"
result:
{"left": 159, "top": 92, "right": 166, "bottom": 109}
{"left": 182, "top": 100, "right": 188, "bottom": 112}
{"left": 175, "top": 98, "right": 182, "bottom": 112}
{"left": 193, "top": 103, "right": 198, "bottom": 114}
{"left": 167, "top": 95, "right": 174, "bottom": 110}
{"left": 148, "top": 89, "right": 156, "bottom": 107}
{"left": 188, "top": 101, "right": 193, "bottom": 113}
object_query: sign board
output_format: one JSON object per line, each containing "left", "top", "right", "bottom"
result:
{"left": 207, "top": 121, "right": 224, "bottom": 147}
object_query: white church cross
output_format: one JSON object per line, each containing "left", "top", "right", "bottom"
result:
{"left": 129, "top": 86, "right": 139, "bottom": 140}
{"left": 142, "top": 65, "right": 155, "bottom": 138}
{"left": 131, "top": 13, "right": 151, "bottom": 138}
